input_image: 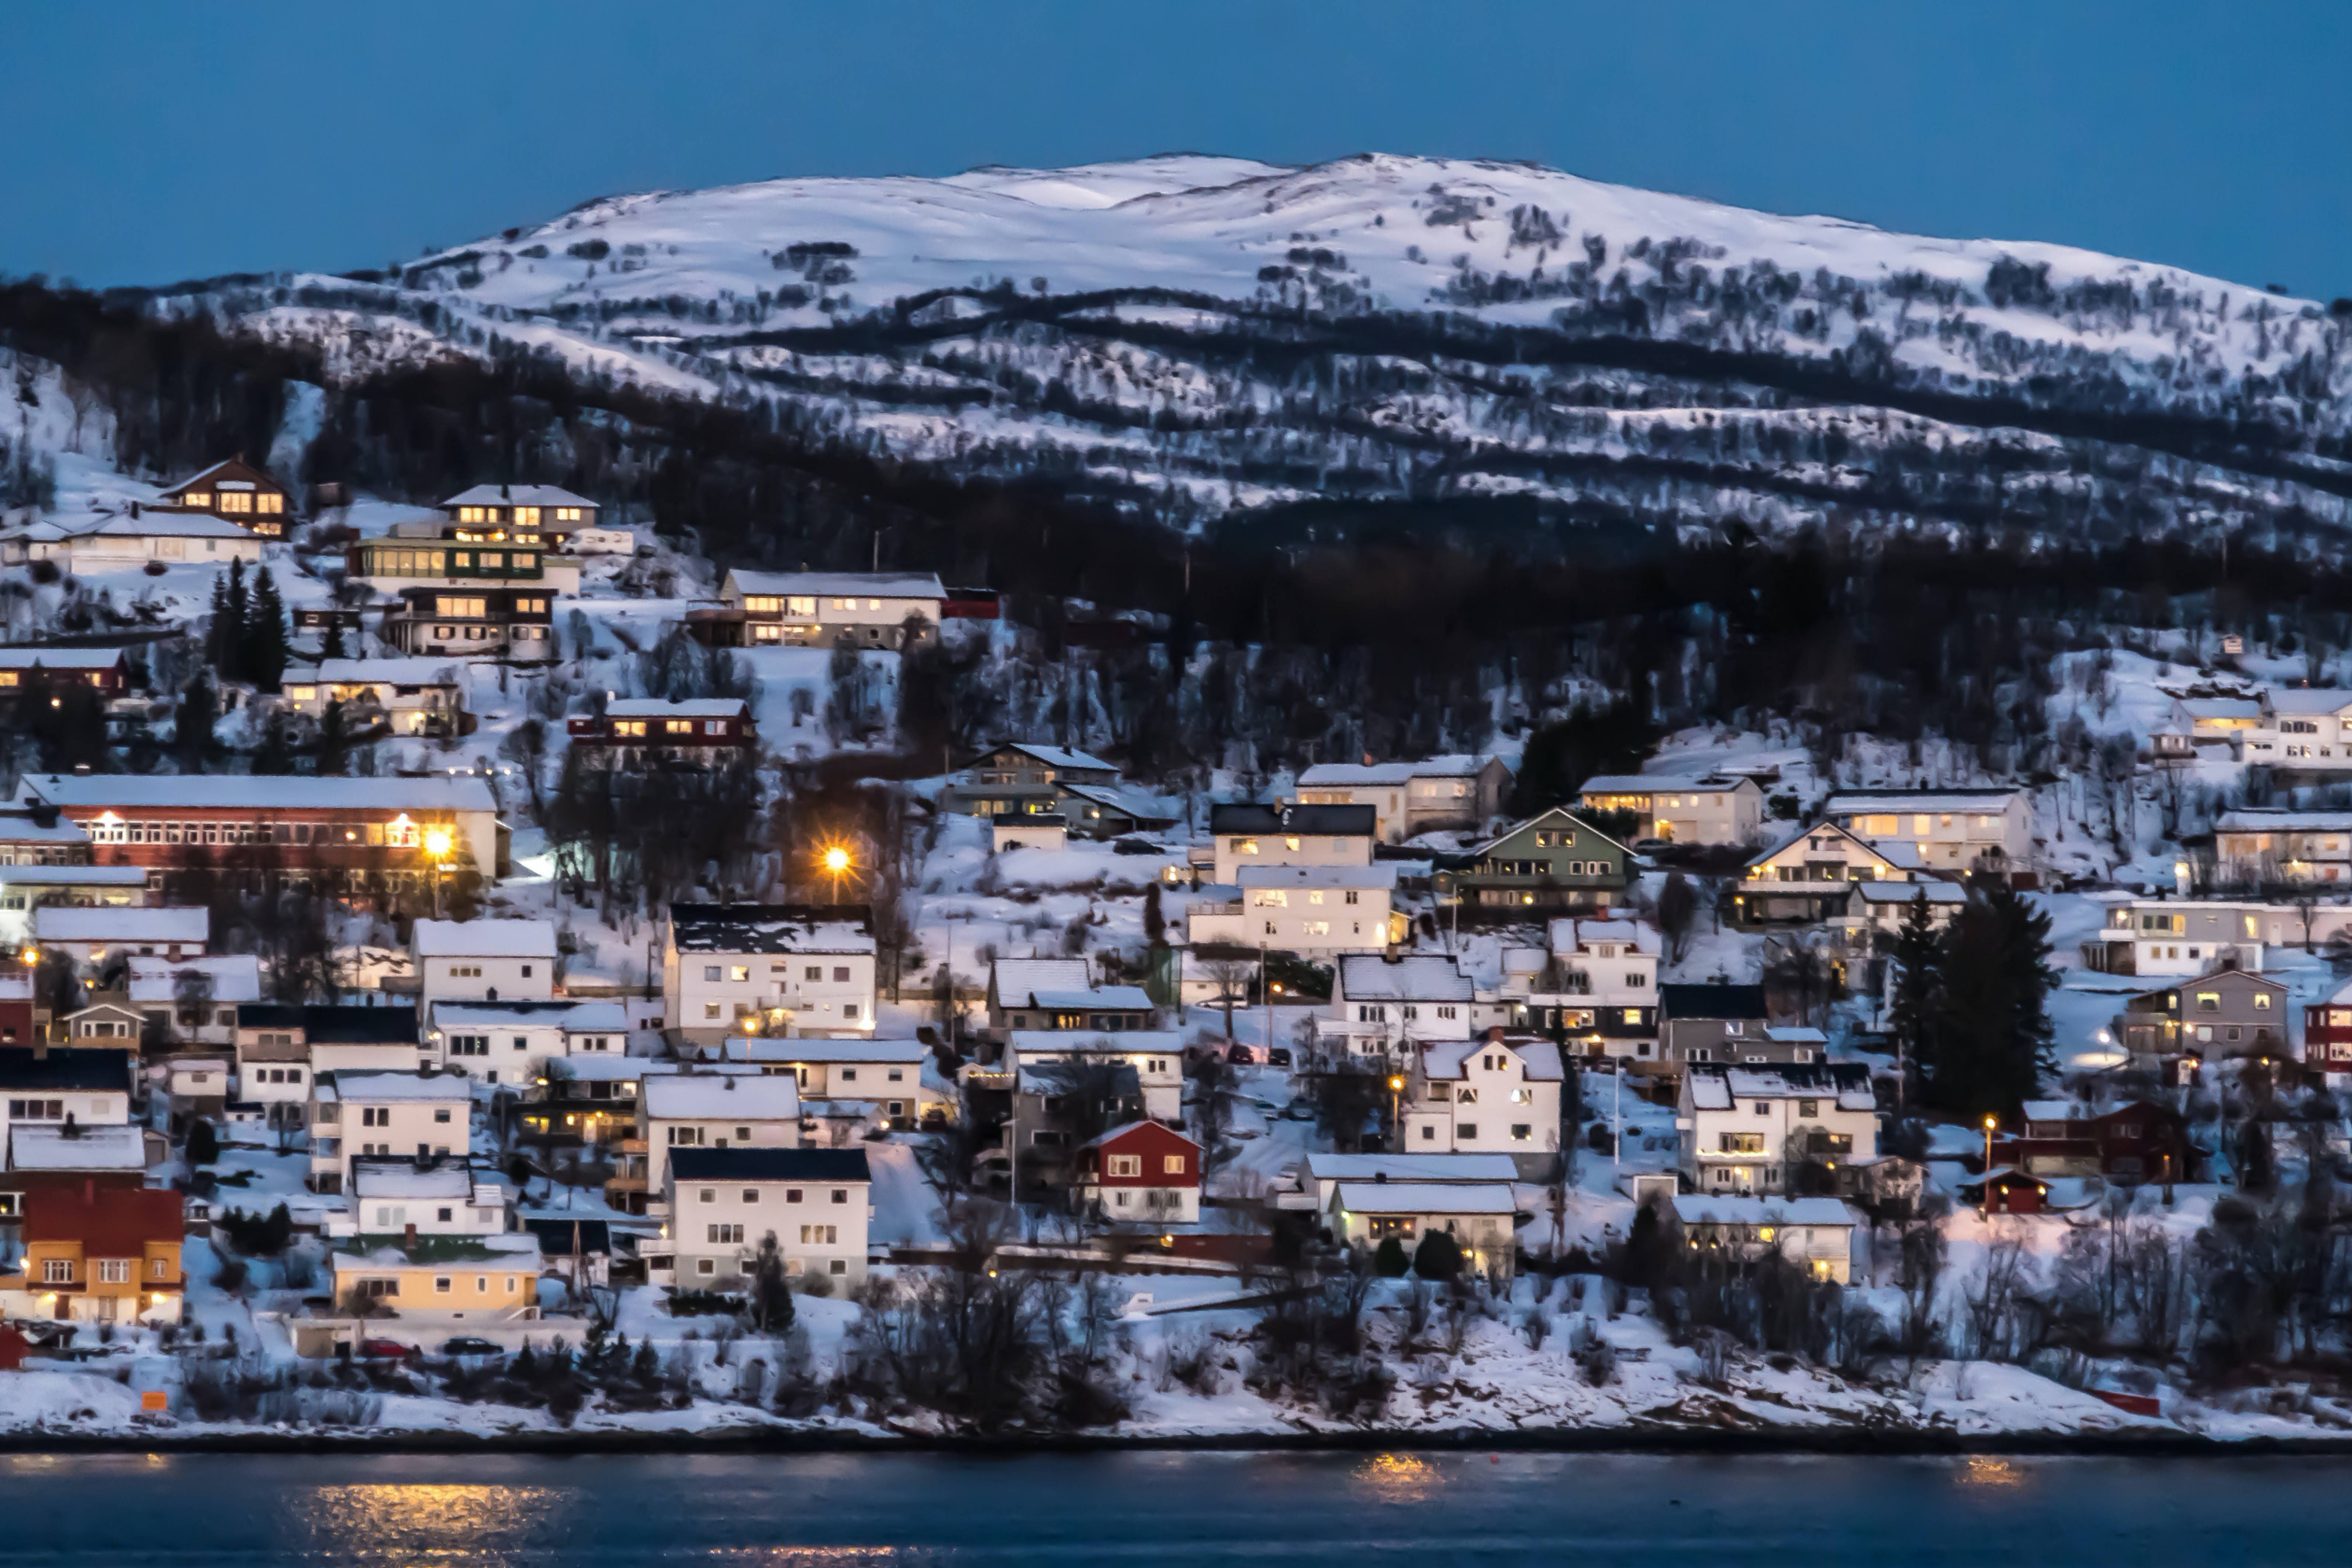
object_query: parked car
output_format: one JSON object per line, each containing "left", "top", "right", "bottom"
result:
{"left": 1266, "top": 1046, "right": 1293, "bottom": 1068}
{"left": 356, "top": 1337, "right": 412, "bottom": 1362}
{"left": 439, "top": 1336, "right": 504, "bottom": 1360}
{"left": 1277, "top": 1098, "right": 1316, "bottom": 1121}
{"left": 1225, "top": 1044, "right": 1255, "bottom": 1065}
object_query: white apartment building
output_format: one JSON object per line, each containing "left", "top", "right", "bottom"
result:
{"left": 31, "top": 904, "right": 209, "bottom": 965}
{"left": 2212, "top": 810, "right": 2352, "bottom": 885}
{"left": 308, "top": 1070, "right": 473, "bottom": 1194}
{"left": 1206, "top": 803, "right": 1375, "bottom": 884}
{"left": 1577, "top": 773, "right": 1767, "bottom": 847}
{"left": 1404, "top": 1031, "right": 1564, "bottom": 1174}
{"left": 663, "top": 904, "right": 877, "bottom": 1043}
{"left": 412, "top": 919, "right": 558, "bottom": 1006}
{"left": 0, "top": 1049, "right": 135, "bottom": 1149}
{"left": 1292, "top": 755, "right": 1512, "bottom": 842}
{"left": 712, "top": 1036, "right": 932, "bottom": 1125}
{"left": 1186, "top": 863, "right": 1400, "bottom": 955}
{"left": 1823, "top": 787, "right": 2036, "bottom": 878}
{"left": 639, "top": 1070, "right": 802, "bottom": 1204}
{"left": 281, "top": 659, "right": 467, "bottom": 737}
{"left": 1006, "top": 1030, "right": 1185, "bottom": 1122}
{"left": 661, "top": 1146, "right": 872, "bottom": 1288}
{"left": 425, "top": 999, "right": 629, "bottom": 1083}
{"left": 345, "top": 1157, "right": 511, "bottom": 1238}
{"left": 1671, "top": 1195, "right": 1861, "bottom": 1284}
{"left": 2241, "top": 688, "right": 2352, "bottom": 766}
{"left": 2085, "top": 900, "right": 2292, "bottom": 977}
{"left": 717, "top": 569, "right": 945, "bottom": 649}
{"left": 1499, "top": 917, "right": 1661, "bottom": 1058}
{"left": 0, "top": 864, "right": 148, "bottom": 947}
{"left": 1323, "top": 954, "right": 1475, "bottom": 1057}
{"left": 1677, "top": 1063, "right": 1878, "bottom": 1196}
{"left": 234, "top": 1004, "right": 421, "bottom": 1126}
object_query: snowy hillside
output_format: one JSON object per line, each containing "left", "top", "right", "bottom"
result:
{"left": 155, "top": 153, "right": 2352, "bottom": 541}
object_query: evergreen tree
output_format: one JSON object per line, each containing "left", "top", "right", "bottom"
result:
{"left": 174, "top": 672, "right": 219, "bottom": 765}
{"left": 1885, "top": 890, "right": 1943, "bottom": 1111}
{"left": 1142, "top": 881, "right": 1166, "bottom": 948}
{"left": 214, "top": 558, "right": 250, "bottom": 681}
{"left": 748, "top": 1232, "right": 796, "bottom": 1333}
{"left": 206, "top": 570, "right": 236, "bottom": 675}
{"left": 185, "top": 1118, "right": 219, "bottom": 1168}
{"left": 1916, "top": 885, "right": 2054, "bottom": 1118}
{"left": 253, "top": 710, "right": 294, "bottom": 775}
{"left": 318, "top": 699, "right": 349, "bottom": 776}
{"left": 320, "top": 615, "right": 349, "bottom": 661}
{"left": 242, "top": 564, "right": 290, "bottom": 691}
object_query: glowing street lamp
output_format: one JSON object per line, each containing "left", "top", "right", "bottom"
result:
{"left": 819, "top": 842, "right": 854, "bottom": 903}
{"left": 1981, "top": 1113, "right": 1999, "bottom": 1215}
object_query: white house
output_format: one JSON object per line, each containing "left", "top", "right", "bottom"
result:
{"left": 308, "top": 1070, "right": 473, "bottom": 1194}
{"left": 0, "top": 864, "right": 149, "bottom": 947}
{"left": 1822, "top": 787, "right": 2037, "bottom": 879}
{"left": 712, "top": 1036, "right": 932, "bottom": 1127}
{"left": 1404, "top": 1029, "right": 1564, "bottom": 1175}
{"left": 0, "top": 508, "right": 265, "bottom": 572}
{"left": 1577, "top": 773, "right": 1767, "bottom": 847}
{"left": 424, "top": 999, "right": 629, "bottom": 1083}
{"left": 660, "top": 1146, "right": 871, "bottom": 1288}
{"left": 0, "top": 1049, "right": 134, "bottom": 1148}
{"left": 127, "top": 955, "right": 261, "bottom": 1047}
{"left": 2213, "top": 810, "right": 2352, "bottom": 885}
{"left": 1738, "top": 822, "right": 1930, "bottom": 923}
{"left": 1840, "top": 880, "right": 1968, "bottom": 934}
{"left": 1677, "top": 1063, "right": 1878, "bottom": 1196}
{"left": 1296, "top": 1151, "right": 1522, "bottom": 1212}
{"left": 412, "top": 919, "right": 557, "bottom": 1006}
{"left": 1496, "top": 916, "right": 1660, "bottom": 1042}
{"left": 2241, "top": 688, "right": 2352, "bottom": 766}
{"left": 280, "top": 659, "right": 467, "bottom": 738}
{"left": 2084, "top": 900, "right": 2288, "bottom": 977}
{"left": 1006, "top": 1030, "right": 1185, "bottom": 1123}
{"left": 1671, "top": 1194, "right": 1861, "bottom": 1284}
{"left": 716, "top": 569, "right": 946, "bottom": 649}
{"left": 344, "top": 1157, "right": 510, "bottom": 1239}
{"left": 1293, "top": 755, "right": 1512, "bottom": 842}
{"left": 1185, "top": 863, "right": 1400, "bottom": 955}
{"left": 663, "top": 904, "right": 877, "bottom": 1043}
{"left": 1325, "top": 1181, "right": 1523, "bottom": 1279}
{"left": 1206, "top": 803, "right": 1376, "bottom": 884}
{"left": 1322, "top": 954, "right": 1475, "bottom": 1056}
{"left": 31, "top": 904, "right": 209, "bottom": 966}
{"left": 638, "top": 1070, "right": 802, "bottom": 1207}
{"left": 234, "top": 1004, "right": 421, "bottom": 1127}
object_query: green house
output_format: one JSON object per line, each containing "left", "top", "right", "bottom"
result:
{"left": 1447, "top": 806, "right": 1634, "bottom": 912}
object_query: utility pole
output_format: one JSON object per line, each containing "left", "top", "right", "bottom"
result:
{"left": 1611, "top": 1063, "right": 1622, "bottom": 1185}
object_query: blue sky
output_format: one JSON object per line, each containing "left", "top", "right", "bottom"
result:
{"left": 8, "top": 0, "right": 2345, "bottom": 296}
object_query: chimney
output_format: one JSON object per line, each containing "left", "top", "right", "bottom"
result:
{"left": 130, "top": 501, "right": 140, "bottom": 519}
{"left": 499, "top": 484, "right": 510, "bottom": 500}
{"left": 404, "top": 1222, "right": 417, "bottom": 1250}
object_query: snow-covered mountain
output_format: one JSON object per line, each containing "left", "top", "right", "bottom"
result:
{"left": 120, "top": 154, "right": 2352, "bottom": 540}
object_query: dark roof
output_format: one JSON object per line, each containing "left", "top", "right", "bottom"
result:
{"left": 0, "top": 1047, "right": 135, "bottom": 1093}
{"left": 1660, "top": 984, "right": 1768, "bottom": 1021}
{"left": 667, "top": 903, "right": 873, "bottom": 954}
{"left": 520, "top": 1217, "right": 616, "bottom": 1256}
{"left": 238, "top": 1004, "right": 419, "bottom": 1045}
{"left": 22, "top": 1184, "right": 181, "bottom": 1250}
{"left": 1208, "top": 802, "right": 1375, "bottom": 837}
{"left": 667, "top": 1147, "right": 872, "bottom": 1184}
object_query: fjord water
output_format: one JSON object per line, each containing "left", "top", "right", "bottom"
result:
{"left": 6, "top": 1450, "right": 2347, "bottom": 1565}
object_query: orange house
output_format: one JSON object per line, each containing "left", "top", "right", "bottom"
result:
{"left": 0, "top": 1183, "right": 184, "bottom": 1323}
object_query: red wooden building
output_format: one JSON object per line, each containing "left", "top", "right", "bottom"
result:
{"left": 566, "top": 699, "right": 755, "bottom": 766}
{"left": 157, "top": 458, "right": 294, "bottom": 538}
{"left": 1997, "top": 1099, "right": 2193, "bottom": 1184}
{"left": 1073, "top": 1120, "right": 1202, "bottom": 1225}
{"left": 2305, "top": 980, "right": 2352, "bottom": 1068}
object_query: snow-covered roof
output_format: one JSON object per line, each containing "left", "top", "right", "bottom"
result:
{"left": 1686, "top": 1063, "right": 1877, "bottom": 1112}
{"left": 1332, "top": 1181, "right": 1520, "bottom": 1216}
{"left": 2215, "top": 810, "right": 2352, "bottom": 833}
{"left": 332, "top": 1232, "right": 540, "bottom": 1269}
{"left": 1296, "top": 762, "right": 1412, "bottom": 786}
{"left": 428, "top": 999, "right": 628, "bottom": 1032}
{"left": 1577, "top": 772, "right": 1748, "bottom": 794}
{"left": 1301, "top": 1152, "right": 1520, "bottom": 1184}
{"left": 2019, "top": 1099, "right": 2077, "bottom": 1122}
{"left": 0, "top": 808, "right": 89, "bottom": 846}
{"left": 0, "top": 647, "right": 127, "bottom": 672}
{"left": 1232, "top": 863, "right": 1398, "bottom": 891}
{"left": 320, "top": 1070, "right": 471, "bottom": 1104}
{"left": 991, "top": 958, "right": 1092, "bottom": 1000}
{"left": 1008, "top": 1029, "right": 1184, "bottom": 1056}
{"left": 1848, "top": 880, "right": 1967, "bottom": 904}
{"left": 1824, "top": 787, "right": 2025, "bottom": 813}
{"left": 351, "top": 1158, "right": 487, "bottom": 1202}
{"left": 726, "top": 569, "right": 946, "bottom": 600}
{"left": 1764, "top": 1026, "right": 1828, "bottom": 1045}
{"left": 1422, "top": 1035, "right": 1563, "bottom": 1082}
{"left": 642, "top": 1072, "right": 800, "bottom": 1121}
{"left": 0, "top": 863, "right": 148, "bottom": 888}
{"left": 76, "top": 511, "right": 257, "bottom": 541}
{"left": 2260, "top": 689, "right": 2352, "bottom": 716}
{"left": 1336, "top": 954, "right": 1471, "bottom": 1003}
{"left": 6, "top": 1123, "right": 148, "bottom": 1172}
{"left": 296, "top": 658, "right": 464, "bottom": 687}
{"left": 412, "top": 918, "right": 557, "bottom": 959}
{"left": 1026, "top": 986, "right": 1156, "bottom": 1010}
{"left": 1546, "top": 917, "right": 1658, "bottom": 954}
{"left": 1469, "top": 806, "right": 1630, "bottom": 858}
{"left": 1671, "top": 1195, "right": 1855, "bottom": 1227}
{"left": 32, "top": 905, "right": 207, "bottom": 944}
{"left": 717, "top": 1036, "right": 928, "bottom": 1066}
{"left": 127, "top": 954, "right": 262, "bottom": 1005}
{"left": 668, "top": 904, "right": 874, "bottom": 955}
{"left": 605, "top": 697, "right": 748, "bottom": 719}
{"left": 23, "top": 772, "right": 497, "bottom": 814}
{"left": 982, "top": 741, "right": 1117, "bottom": 772}
{"left": 1078, "top": 1118, "right": 1200, "bottom": 1154}
{"left": 440, "top": 484, "right": 597, "bottom": 509}
{"left": 1056, "top": 782, "right": 1175, "bottom": 821}
{"left": 2174, "top": 697, "right": 2264, "bottom": 720}
{"left": 1750, "top": 821, "right": 1928, "bottom": 871}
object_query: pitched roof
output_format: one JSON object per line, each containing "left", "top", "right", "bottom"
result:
{"left": 1685, "top": 1062, "right": 1877, "bottom": 1112}
{"left": 717, "top": 1036, "right": 928, "bottom": 1066}
{"left": 1670, "top": 1195, "right": 1856, "bottom": 1226}
{"left": 1471, "top": 806, "right": 1632, "bottom": 858}
{"left": 21, "top": 1185, "right": 181, "bottom": 1251}
{"left": 1232, "top": 863, "right": 1398, "bottom": 891}
{"left": 725, "top": 569, "right": 945, "bottom": 600}
{"left": 667, "top": 1146, "right": 870, "bottom": 1183}
{"left": 412, "top": 918, "right": 557, "bottom": 959}
{"left": 6, "top": 1124, "right": 148, "bottom": 1172}
{"left": 1847, "top": 880, "right": 1967, "bottom": 905}
{"left": 299, "top": 658, "right": 465, "bottom": 687}
{"left": 319, "top": 1070, "right": 471, "bottom": 1103}
{"left": 1024, "top": 986, "right": 1156, "bottom": 1010}
{"left": 332, "top": 1232, "right": 540, "bottom": 1268}
{"left": 1547, "top": 917, "right": 1659, "bottom": 955}
{"left": 1748, "top": 819, "right": 1928, "bottom": 871}
{"left": 1208, "top": 802, "right": 1376, "bottom": 837}
{"left": 1577, "top": 772, "right": 1752, "bottom": 794}
{"left": 1301, "top": 1152, "right": 1521, "bottom": 1184}
{"left": 23, "top": 772, "right": 497, "bottom": 814}
{"left": 1824, "top": 787, "right": 2025, "bottom": 813}
{"left": 439, "top": 484, "right": 597, "bottom": 509}
{"left": 1659, "top": 983, "right": 1767, "bottom": 1020}
{"left": 2215, "top": 809, "right": 2352, "bottom": 833}
{"left": 32, "top": 905, "right": 208, "bottom": 944}
{"left": 1337, "top": 954, "right": 1472, "bottom": 1003}
{"left": 990, "top": 958, "right": 1092, "bottom": 1001}
{"left": 237, "top": 1003, "right": 419, "bottom": 1044}
{"left": 1333, "top": 1181, "right": 1519, "bottom": 1215}
{"left": 129, "top": 956, "right": 263, "bottom": 1007}
{"left": 350, "top": 1157, "right": 482, "bottom": 1202}
{"left": 641, "top": 1072, "right": 800, "bottom": 1120}
{"left": 667, "top": 904, "right": 874, "bottom": 955}
{"left": 605, "top": 698, "right": 748, "bottom": 720}
{"left": 1055, "top": 782, "right": 1176, "bottom": 822}
{"left": 2259, "top": 688, "right": 2352, "bottom": 716}
{"left": 981, "top": 741, "right": 1117, "bottom": 772}
{"left": 1422, "top": 1035, "right": 1563, "bottom": 1082}
{"left": 0, "top": 647, "right": 128, "bottom": 672}
{"left": 428, "top": 1000, "right": 630, "bottom": 1032}
{"left": 159, "top": 457, "right": 281, "bottom": 496}
{"left": 0, "top": 863, "right": 149, "bottom": 888}
{"left": 1078, "top": 1119, "right": 1202, "bottom": 1153}
{"left": 0, "top": 1046, "right": 135, "bottom": 1093}
{"left": 1007, "top": 1029, "right": 1184, "bottom": 1055}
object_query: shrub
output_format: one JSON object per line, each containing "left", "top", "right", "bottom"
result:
{"left": 1412, "top": 1230, "right": 1463, "bottom": 1281}
{"left": 216, "top": 1202, "right": 293, "bottom": 1256}
{"left": 183, "top": 1119, "right": 219, "bottom": 1168}
{"left": 1372, "top": 1236, "right": 1410, "bottom": 1277}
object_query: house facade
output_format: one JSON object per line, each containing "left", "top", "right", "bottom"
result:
{"left": 1822, "top": 787, "right": 2037, "bottom": 880}
{"left": 437, "top": 483, "right": 600, "bottom": 546}
{"left": 158, "top": 457, "right": 295, "bottom": 536}
{"left": 413, "top": 919, "right": 558, "bottom": 1006}
{"left": 1736, "top": 822, "right": 1926, "bottom": 924}
{"left": 0, "top": 1185, "right": 184, "bottom": 1323}
{"left": 1323, "top": 954, "right": 1476, "bottom": 1057}
{"left": 1677, "top": 1062, "right": 1879, "bottom": 1195}
{"left": 2113, "top": 968, "right": 2289, "bottom": 1061}
{"left": 1186, "top": 863, "right": 1401, "bottom": 955}
{"left": 1449, "top": 807, "right": 1633, "bottom": 913}
{"left": 2240, "top": 688, "right": 2352, "bottom": 767}
{"left": 705, "top": 570, "right": 946, "bottom": 649}
{"left": 1576, "top": 773, "right": 1766, "bottom": 847}
{"left": 1207, "top": 803, "right": 1376, "bottom": 884}
{"left": 1404, "top": 1029, "right": 1564, "bottom": 1176}
{"left": 2211, "top": 810, "right": 2352, "bottom": 885}
{"left": 1325, "top": 1181, "right": 1521, "bottom": 1279}
{"left": 630, "top": 1070, "right": 803, "bottom": 1215}
{"left": 2080, "top": 900, "right": 2283, "bottom": 977}
{"left": 1292, "top": 754, "right": 1512, "bottom": 842}
{"left": 381, "top": 586, "right": 555, "bottom": 659}
{"left": 660, "top": 1146, "right": 871, "bottom": 1289}
{"left": 567, "top": 699, "right": 755, "bottom": 766}
{"left": 1073, "top": 1120, "right": 1202, "bottom": 1225}
{"left": 280, "top": 660, "right": 467, "bottom": 739}
{"left": 663, "top": 904, "right": 878, "bottom": 1043}
{"left": 1670, "top": 1195, "right": 1858, "bottom": 1284}
{"left": 307, "top": 1070, "right": 472, "bottom": 1194}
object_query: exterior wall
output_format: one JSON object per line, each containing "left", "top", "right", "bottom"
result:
{"left": 280, "top": 677, "right": 462, "bottom": 737}
{"left": 1075, "top": 1124, "right": 1202, "bottom": 1225}
{"left": 2098, "top": 903, "right": 2282, "bottom": 976}
{"left": 10, "top": 1237, "right": 183, "bottom": 1322}
{"left": 53, "top": 804, "right": 501, "bottom": 889}
{"left": 1293, "top": 784, "right": 1411, "bottom": 842}
{"left": 664, "top": 946, "right": 877, "bottom": 1038}
{"left": 0, "top": 1088, "right": 133, "bottom": 1146}
{"left": 1831, "top": 795, "right": 2034, "bottom": 873}
{"left": 309, "top": 1094, "right": 469, "bottom": 1192}
{"left": 724, "top": 589, "right": 940, "bottom": 649}
{"left": 667, "top": 1177, "right": 870, "bottom": 1288}
{"left": 642, "top": 1115, "right": 801, "bottom": 1198}
{"left": 1405, "top": 1053, "right": 1561, "bottom": 1158}
{"left": 1211, "top": 831, "right": 1372, "bottom": 885}
{"left": 334, "top": 1260, "right": 533, "bottom": 1315}
{"left": 1579, "top": 781, "right": 1763, "bottom": 846}
{"left": 418, "top": 954, "right": 554, "bottom": 1007}
{"left": 1679, "top": 1095, "right": 1878, "bottom": 1195}
{"left": 1455, "top": 813, "right": 1630, "bottom": 911}
{"left": 1187, "top": 884, "right": 1395, "bottom": 953}
{"left": 1327, "top": 1204, "right": 1516, "bottom": 1277}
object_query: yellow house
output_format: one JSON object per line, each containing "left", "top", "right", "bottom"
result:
{"left": 331, "top": 1233, "right": 543, "bottom": 1322}
{"left": 0, "top": 1184, "right": 184, "bottom": 1323}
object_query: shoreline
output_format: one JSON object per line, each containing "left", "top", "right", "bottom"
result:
{"left": 5, "top": 1423, "right": 2351, "bottom": 1459}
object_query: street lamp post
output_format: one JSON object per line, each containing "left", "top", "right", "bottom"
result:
{"left": 1387, "top": 1074, "right": 1405, "bottom": 1150}
{"left": 1981, "top": 1113, "right": 1998, "bottom": 1215}
{"left": 423, "top": 827, "right": 454, "bottom": 920}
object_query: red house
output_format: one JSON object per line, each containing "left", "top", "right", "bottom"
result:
{"left": 566, "top": 699, "right": 755, "bottom": 766}
{"left": 157, "top": 458, "right": 294, "bottom": 538}
{"left": 1073, "top": 1120, "right": 1202, "bottom": 1225}
{"left": 1962, "top": 1167, "right": 2048, "bottom": 1214}
{"left": 0, "top": 977, "right": 30, "bottom": 1050}
{"left": 2305, "top": 979, "right": 2352, "bottom": 1068}
{"left": 1998, "top": 1099, "right": 2193, "bottom": 1184}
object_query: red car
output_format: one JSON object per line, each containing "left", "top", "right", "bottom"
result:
{"left": 356, "top": 1337, "right": 413, "bottom": 1362}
